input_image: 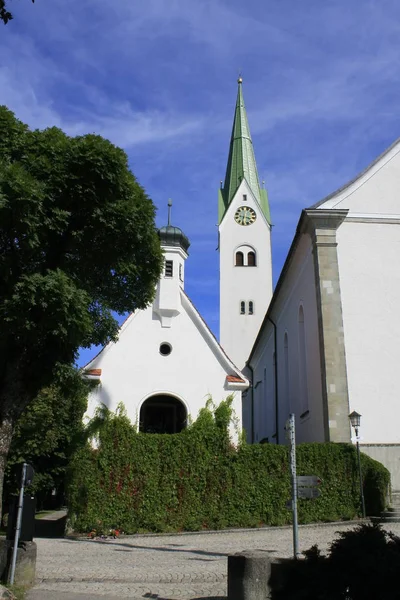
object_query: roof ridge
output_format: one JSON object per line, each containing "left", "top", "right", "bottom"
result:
{"left": 311, "top": 137, "right": 400, "bottom": 208}
{"left": 180, "top": 289, "right": 248, "bottom": 381}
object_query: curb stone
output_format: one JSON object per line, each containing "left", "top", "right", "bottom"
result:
{"left": 69, "top": 518, "right": 370, "bottom": 542}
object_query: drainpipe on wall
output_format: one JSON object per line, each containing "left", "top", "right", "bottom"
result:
{"left": 267, "top": 316, "right": 279, "bottom": 444}
{"left": 247, "top": 364, "right": 255, "bottom": 443}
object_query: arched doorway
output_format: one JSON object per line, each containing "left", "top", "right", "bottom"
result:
{"left": 139, "top": 395, "right": 187, "bottom": 434}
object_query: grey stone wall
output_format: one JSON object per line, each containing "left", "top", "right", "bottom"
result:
{"left": 0, "top": 540, "right": 37, "bottom": 586}
{"left": 304, "top": 209, "right": 351, "bottom": 443}
{"left": 361, "top": 444, "right": 400, "bottom": 491}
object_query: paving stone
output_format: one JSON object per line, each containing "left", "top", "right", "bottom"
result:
{"left": 27, "top": 522, "right": 400, "bottom": 600}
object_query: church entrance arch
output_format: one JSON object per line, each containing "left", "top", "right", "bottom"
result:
{"left": 139, "top": 394, "right": 187, "bottom": 434}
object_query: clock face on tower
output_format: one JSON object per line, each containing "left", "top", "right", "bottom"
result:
{"left": 234, "top": 206, "right": 257, "bottom": 226}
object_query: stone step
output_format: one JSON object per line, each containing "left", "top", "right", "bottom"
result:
{"left": 381, "top": 510, "right": 400, "bottom": 518}
{"left": 380, "top": 516, "right": 400, "bottom": 523}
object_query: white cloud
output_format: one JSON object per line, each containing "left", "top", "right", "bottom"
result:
{"left": 0, "top": 45, "right": 204, "bottom": 147}
{"left": 4, "top": 0, "right": 400, "bottom": 345}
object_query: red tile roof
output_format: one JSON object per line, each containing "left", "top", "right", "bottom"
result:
{"left": 85, "top": 369, "right": 102, "bottom": 377}
{"left": 226, "top": 375, "right": 245, "bottom": 383}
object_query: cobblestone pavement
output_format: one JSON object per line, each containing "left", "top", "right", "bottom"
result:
{"left": 27, "top": 522, "right": 400, "bottom": 599}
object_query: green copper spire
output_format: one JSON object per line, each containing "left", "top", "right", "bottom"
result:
{"left": 219, "top": 78, "right": 271, "bottom": 224}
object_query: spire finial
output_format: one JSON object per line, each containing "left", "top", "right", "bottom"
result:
{"left": 167, "top": 199, "right": 172, "bottom": 226}
{"left": 237, "top": 73, "right": 243, "bottom": 84}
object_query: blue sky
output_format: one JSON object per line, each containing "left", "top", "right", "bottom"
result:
{"left": 2, "top": 0, "right": 400, "bottom": 367}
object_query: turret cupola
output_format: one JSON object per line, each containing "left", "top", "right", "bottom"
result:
{"left": 158, "top": 199, "right": 190, "bottom": 252}
{"left": 158, "top": 225, "right": 190, "bottom": 253}
{"left": 154, "top": 200, "right": 189, "bottom": 328}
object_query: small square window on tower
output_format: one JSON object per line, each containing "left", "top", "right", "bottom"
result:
{"left": 243, "top": 194, "right": 247, "bottom": 201}
{"left": 165, "top": 260, "right": 173, "bottom": 277}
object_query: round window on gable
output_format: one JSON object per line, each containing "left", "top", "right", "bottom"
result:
{"left": 159, "top": 343, "right": 172, "bottom": 356}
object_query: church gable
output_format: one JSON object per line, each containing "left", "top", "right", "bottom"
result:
{"left": 219, "top": 179, "right": 270, "bottom": 230}
{"left": 314, "top": 139, "right": 400, "bottom": 215}
{"left": 84, "top": 296, "right": 247, "bottom": 388}
{"left": 83, "top": 291, "right": 248, "bottom": 418}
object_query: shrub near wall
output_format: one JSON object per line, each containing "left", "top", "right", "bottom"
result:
{"left": 67, "top": 401, "right": 390, "bottom": 534}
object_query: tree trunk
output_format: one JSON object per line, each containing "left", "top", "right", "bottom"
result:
{"left": 0, "top": 360, "right": 34, "bottom": 524}
{"left": 0, "top": 417, "right": 13, "bottom": 524}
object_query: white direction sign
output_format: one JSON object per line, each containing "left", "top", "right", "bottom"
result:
{"left": 296, "top": 476, "right": 322, "bottom": 487}
{"left": 297, "top": 487, "right": 321, "bottom": 499}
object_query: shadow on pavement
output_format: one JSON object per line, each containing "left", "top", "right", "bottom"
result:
{"left": 64, "top": 537, "right": 278, "bottom": 560}
{"left": 65, "top": 538, "right": 230, "bottom": 557}
{"left": 144, "top": 597, "right": 227, "bottom": 600}
{"left": 28, "top": 593, "right": 227, "bottom": 600}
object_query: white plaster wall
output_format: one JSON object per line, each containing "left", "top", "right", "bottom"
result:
{"left": 241, "top": 366, "right": 253, "bottom": 442}
{"left": 337, "top": 220, "right": 400, "bottom": 443}
{"left": 250, "top": 333, "right": 276, "bottom": 443}
{"left": 250, "top": 233, "right": 325, "bottom": 445}
{"left": 320, "top": 143, "right": 400, "bottom": 214}
{"left": 219, "top": 179, "right": 273, "bottom": 369}
{"left": 241, "top": 389, "right": 252, "bottom": 442}
{"left": 85, "top": 295, "right": 243, "bottom": 435}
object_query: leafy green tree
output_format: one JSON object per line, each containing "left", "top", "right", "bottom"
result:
{"left": 0, "top": 106, "right": 163, "bottom": 516}
{"left": 4, "top": 366, "right": 92, "bottom": 510}
{"left": 0, "top": 0, "right": 34, "bottom": 25}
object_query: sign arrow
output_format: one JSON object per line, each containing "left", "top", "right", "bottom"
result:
{"left": 297, "top": 487, "right": 321, "bottom": 499}
{"left": 297, "top": 475, "right": 322, "bottom": 487}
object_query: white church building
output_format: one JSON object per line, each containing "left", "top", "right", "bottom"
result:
{"left": 84, "top": 78, "right": 400, "bottom": 487}
{"left": 245, "top": 138, "right": 400, "bottom": 486}
{"left": 84, "top": 200, "right": 248, "bottom": 436}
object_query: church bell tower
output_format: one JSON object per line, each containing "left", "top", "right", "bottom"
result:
{"left": 219, "top": 78, "right": 273, "bottom": 369}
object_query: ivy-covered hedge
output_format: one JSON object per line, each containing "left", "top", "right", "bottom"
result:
{"left": 66, "top": 400, "right": 390, "bottom": 534}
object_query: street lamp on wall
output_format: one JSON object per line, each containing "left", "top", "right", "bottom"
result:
{"left": 349, "top": 411, "right": 366, "bottom": 518}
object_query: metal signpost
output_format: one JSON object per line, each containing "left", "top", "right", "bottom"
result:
{"left": 9, "top": 463, "right": 34, "bottom": 585}
{"left": 286, "top": 416, "right": 322, "bottom": 559}
{"left": 286, "top": 413, "right": 299, "bottom": 559}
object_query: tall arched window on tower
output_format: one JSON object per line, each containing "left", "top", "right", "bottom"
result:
{"left": 240, "top": 301, "right": 245, "bottom": 315}
{"left": 298, "top": 306, "right": 309, "bottom": 417}
{"left": 235, "top": 251, "right": 244, "bottom": 266}
{"left": 247, "top": 251, "right": 256, "bottom": 266}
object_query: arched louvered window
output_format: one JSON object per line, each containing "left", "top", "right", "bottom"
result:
{"left": 248, "top": 301, "right": 254, "bottom": 315}
{"left": 235, "top": 251, "right": 244, "bottom": 266}
{"left": 298, "top": 306, "right": 309, "bottom": 416}
{"left": 240, "top": 301, "right": 245, "bottom": 314}
{"left": 247, "top": 251, "right": 256, "bottom": 266}
{"left": 284, "top": 333, "right": 290, "bottom": 413}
